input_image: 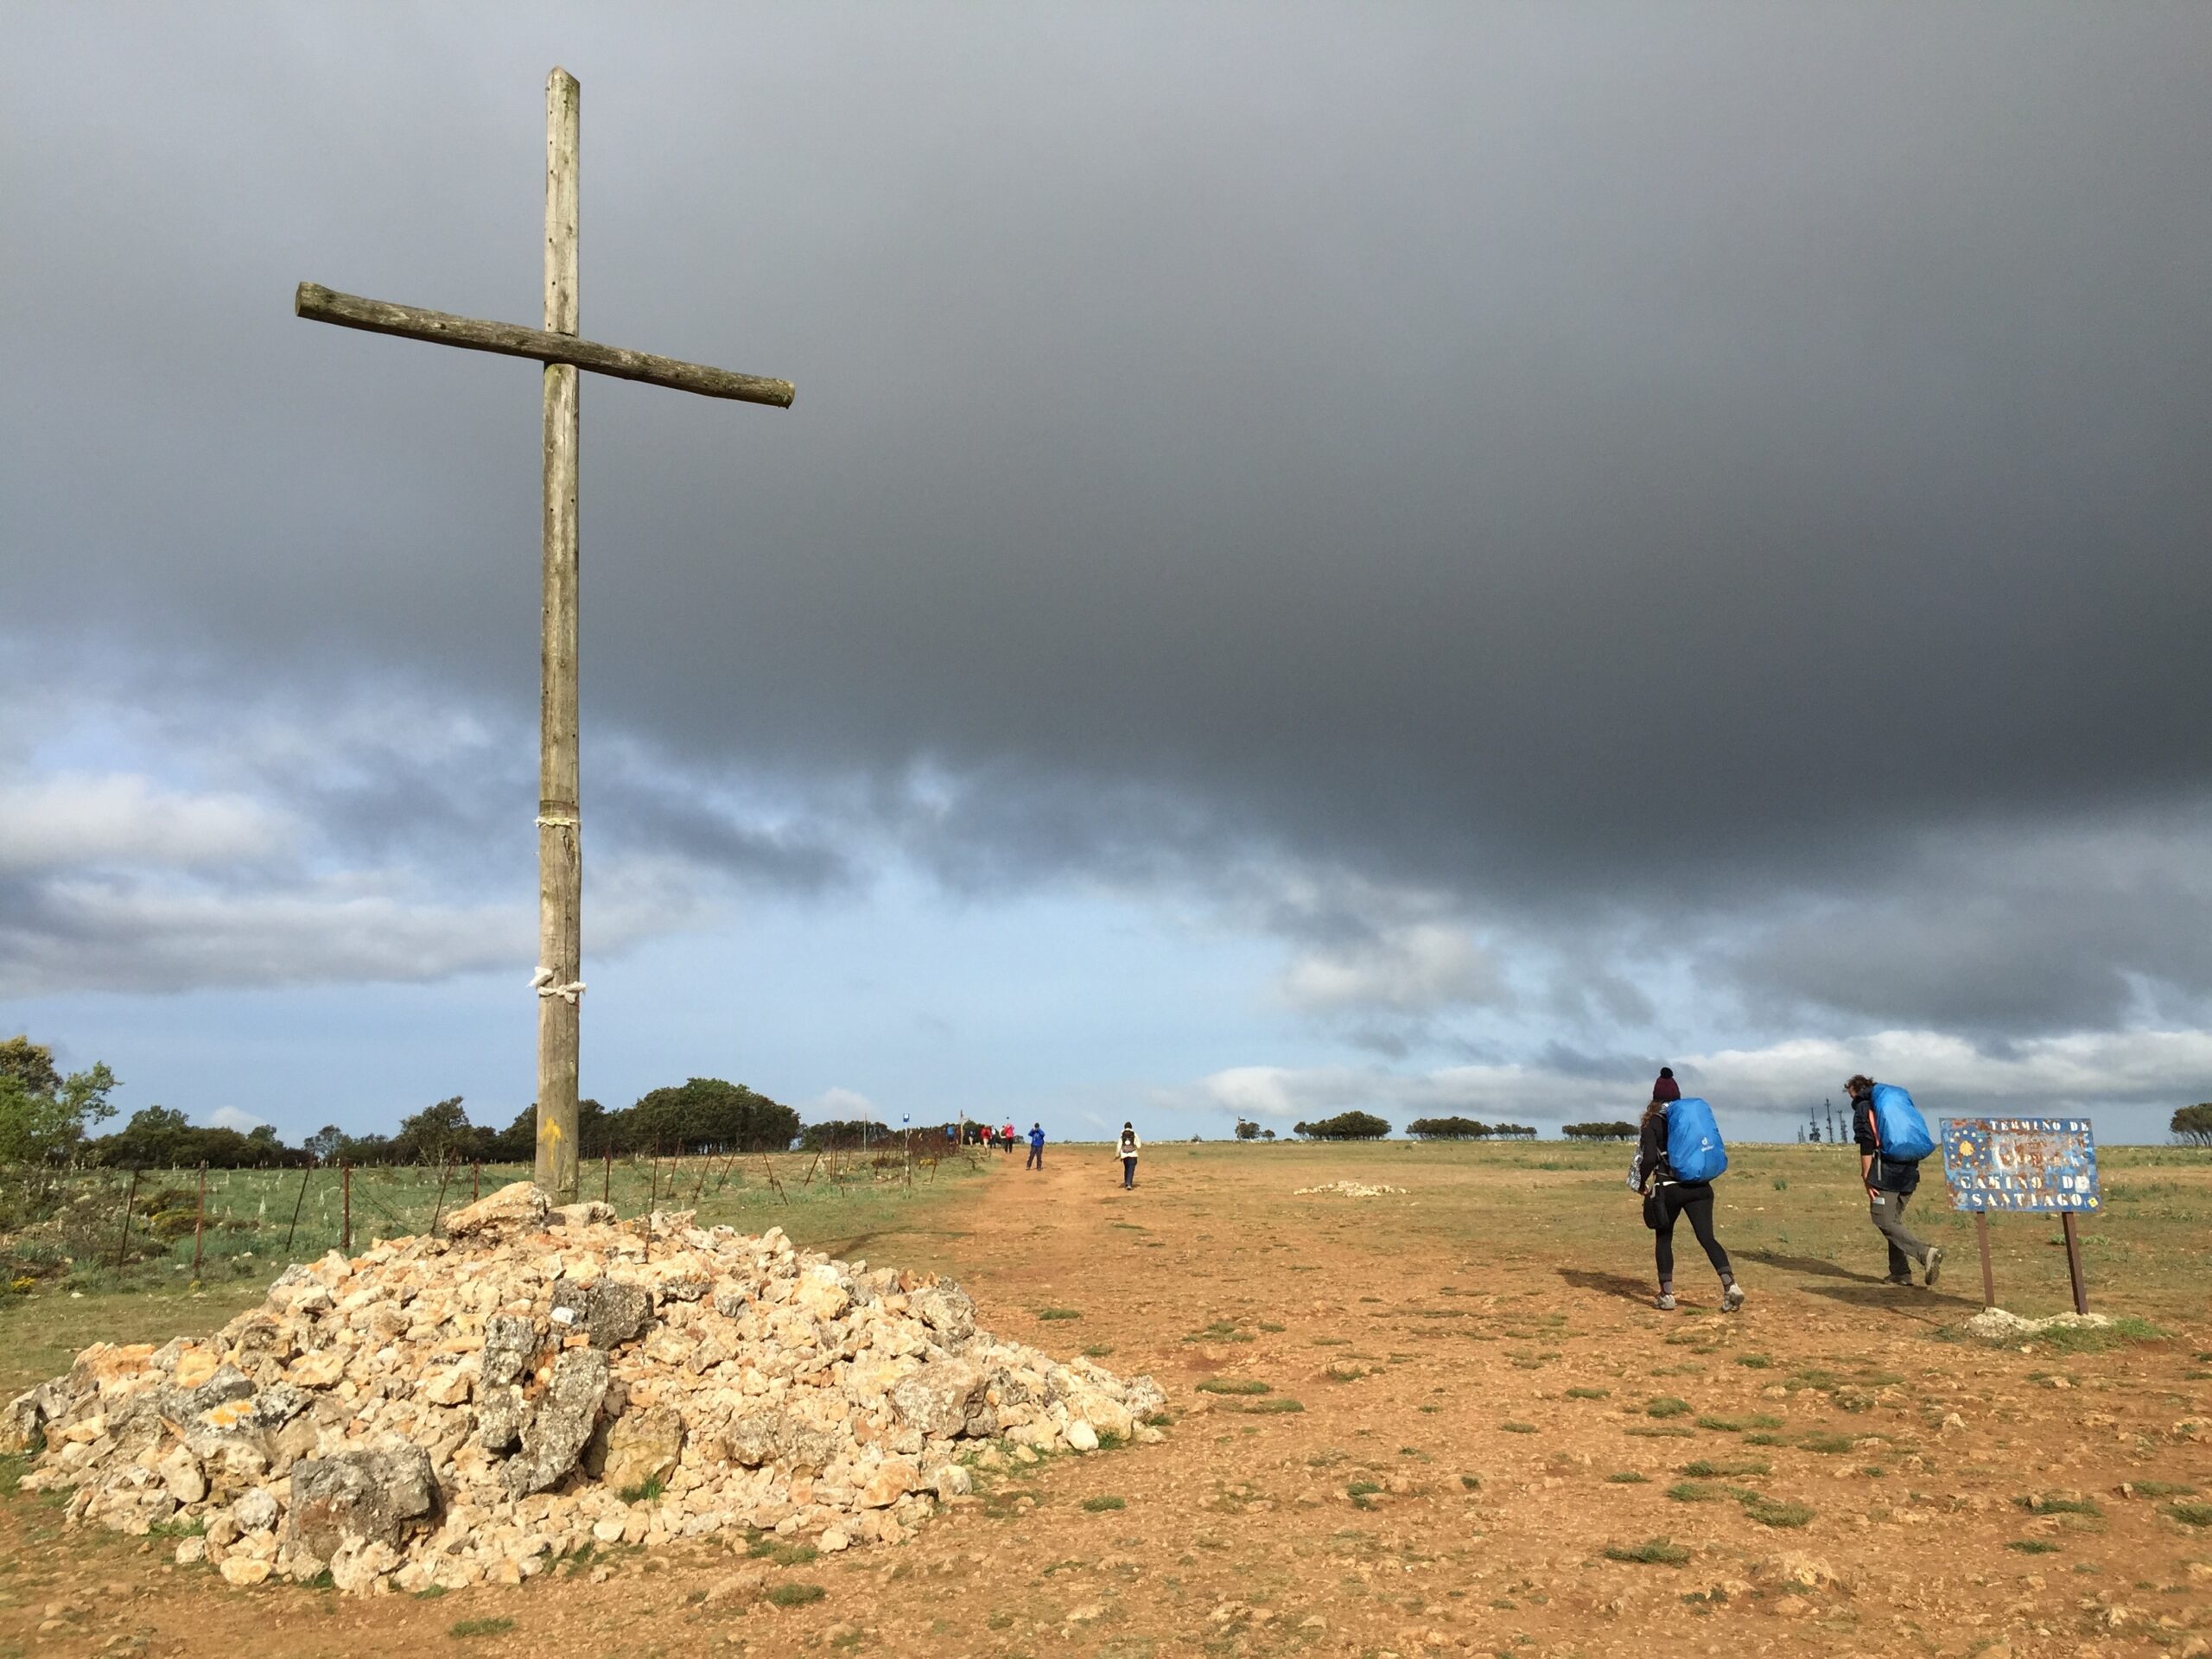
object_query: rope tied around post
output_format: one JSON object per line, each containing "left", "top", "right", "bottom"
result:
{"left": 531, "top": 965, "right": 586, "bottom": 1003}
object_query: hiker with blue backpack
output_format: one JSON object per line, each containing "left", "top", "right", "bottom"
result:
{"left": 1845, "top": 1075, "right": 1942, "bottom": 1287}
{"left": 1630, "top": 1091, "right": 1745, "bottom": 1313}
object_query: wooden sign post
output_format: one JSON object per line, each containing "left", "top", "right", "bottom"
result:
{"left": 294, "top": 72, "right": 794, "bottom": 1198}
{"left": 1940, "top": 1117, "right": 2100, "bottom": 1313}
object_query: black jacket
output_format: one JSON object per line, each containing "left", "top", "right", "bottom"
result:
{"left": 1851, "top": 1095, "right": 1921, "bottom": 1195}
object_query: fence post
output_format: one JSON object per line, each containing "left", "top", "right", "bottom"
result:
{"left": 602, "top": 1146, "right": 612, "bottom": 1205}
{"left": 473, "top": 1160, "right": 480, "bottom": 1203}
{"left": 113, "top": 1168, "right": 141, "bottom": 1270}
{"left": 284, "top": 1158, "right": 313, "bottom": 1257}
{"left": 191, "top": 1161, "right": 208, "bottom": 1277}
{"left": 341, "top": 1161, "right": 352, "bottom": 1254}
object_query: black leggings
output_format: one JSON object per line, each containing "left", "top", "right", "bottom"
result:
{"left": 1654, "top": 1181, "right": 1732, "bottom": 1281}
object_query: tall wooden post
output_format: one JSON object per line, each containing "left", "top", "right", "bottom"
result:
{"left": 535, "top": 67, "right": 584, "bottom": 1201}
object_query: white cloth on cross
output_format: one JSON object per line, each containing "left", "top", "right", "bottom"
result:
{"left": 531, "top": 964, "right": 586, "bottom": 1002}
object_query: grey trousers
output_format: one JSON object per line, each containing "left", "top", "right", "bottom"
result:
{"left": 1869, "top": 1190, "right": 1930, "bottom": 1281}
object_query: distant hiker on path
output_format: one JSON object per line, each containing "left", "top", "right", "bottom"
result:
{"left": 1847, "top": 1075, "right": 1943, "bottom": 1287}
{"left": 1001, "top": 1122, "right": 1016, "bottom": 1154}
{"left": 1630, "top": 1095, "right": 1745, "bottom": 1313}
{"left": 1027, "top": 1122, "right": 1045, "bottom": 1169}
{"left": 1117, "top": 1122, "right": 1141, "bottom": 1189}
{"left": 1651, "top": 1065, "right": 1681, "bottom": 1105}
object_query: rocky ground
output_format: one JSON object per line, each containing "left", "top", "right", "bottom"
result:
{"left": 3, "top": 1181, "right": 1162, "bottom": 1595}
{"left": 1, "top": 1141, "right": 2208, "bottom": 1658}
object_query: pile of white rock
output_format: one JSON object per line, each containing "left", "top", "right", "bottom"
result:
{"left": 3, "top": 1182, "right": 1163, "bottom": 1595}
{"left": 1293, "top": 1181, "right": 1406, "bottom": 1198}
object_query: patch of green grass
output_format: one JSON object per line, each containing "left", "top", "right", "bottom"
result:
{"left": 1625, "top": 1426, "right": 1697, "bottom": 1440}
{"left": 149, "top": 1516, "right": 207, "bottom": 1539}
{"left": 1459, "top": 1474, "right": 1481, "bottom": 1491}
{"left": 2164, "top": 1501, "right": 2212, "bottom": 1529}
{"left": 1799, "top": 1433, "right": 1856, "bottom": 1454}
{"left": 451, "top": 1618, "right": 516, "bottom": 1637}
{"left": 1196, "top": 1376, "right": 1273, "bottom": 1395}
{"left": 1082, "top": 1495, "right": 1127, "bottom": 1512}
{"left": 2007, "top": 1540, "right": 2061, "bottom": 1555}
{"left": 413, "top": 1583, "right": 449, "bottom": 1600}
{"left": 1565, "top": 1386, "right": 1611, "bottom": 1400}
{"left": 1080, "top": 1344, "right": 1115, "bottom": 1357}
{"left": 1346, "top": 1479, "right": 1382, "bottom": 1498}
{"left": 746, "top": 1537, "right": 819, "bottom": 1566}
{"left": 1682, "top": 1459, "right": 1770, "bottom": 1479}
{"left": 2014, "top": 1494, "right": 2101, "bottom": 1516}
{"left": 1604, "top": 1537, "right": 1690, "bottom": 1566}
{"left": 1234, "top": 1395, "right": 1304, "bottom": 1414}
{"left": 1258, "top": 1321, "right": 1286, "bottom": 1332}
{"left": 1734, "top": 1354, "right": 1773, "bottom": 1369}
{"left": 1694, "top": 1415, "right": 1745, "bottom": 1433}
{"left": 1500, "top": 1421, "right": 1537, "bottom": 1434}
{"left": 1738, "top": 1494, "right": 1815, "bottom": 1529}
{"left": 1745, "top": 1432, "right": 1786, "bottom": 1446}
{"left": 766, "top": 1582, "right": 827, "bottom": 1608}
{"left": 617, "top": 1473, "right": 666, "bottom": 1503}
{"left": 1037, "top": 1307, "right": 1081, "bottom": 1321}
{"left": 2132, "top": 1481, "right": 2198, "bottom": 1497}
{"left": 1644, "top": 1396, "right": 1692, "bottom": 1419}
{"left": 1666, "top": 1481, "right": 1722, "bottom": 1503}
{"left": 1185, "top": 1319, "right": 1252, "bottom": 1343}
{"left": 1607, "top": 1471, "right": 1649, "bottom": 1484}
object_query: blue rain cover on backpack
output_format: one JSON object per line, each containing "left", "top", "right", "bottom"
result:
{"left": 1666, "top": 1097, "right": 1727, "bottom": 1183}
{"left": 1869, "top": 1083, "right": 1934, "bottom": 1161}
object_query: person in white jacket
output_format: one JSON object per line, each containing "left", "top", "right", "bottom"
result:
{"left": 1116, "top": 1122, "right": 1141, "bottom": 1189}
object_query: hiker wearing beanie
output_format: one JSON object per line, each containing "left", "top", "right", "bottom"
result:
{"left": 1116, "top": 1122, "right": 1141, "bottom": 1189}
{"left": 1027, "top": 1122, "right": 1045, "bottom": 1169}
{"left": 1651, "top": 1065, "right": 1681, "bottom": 1105}
{"left": 1631, "top": 1096, "right": 1745, "bottom": 1313}
{"left": 1847, "top": 1075, "right": 1942, "bottom": 1287}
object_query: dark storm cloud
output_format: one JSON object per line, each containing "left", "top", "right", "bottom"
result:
{"left": 5, "top": 6, "right": 2209, "bottom": 1027}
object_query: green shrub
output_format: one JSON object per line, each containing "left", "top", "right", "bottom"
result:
{"left": 1082, "top": 1495, "right": 1127, "bottom": 1512}
{"left": 1196, "top": 1377, "right": 1272, "bottom": 1395}
{"left": 1644, "top": 1397, "right": 1692, "bottom": 1419}
{"left": 767, "top": 1583, "right": 827, "bottom": 1607}
{"left": 1738, "top": 1494, "right": 1815, "bottom": 1529}
{"left": 1604, "top": 1538, "right": 1689, "bottom": 1566}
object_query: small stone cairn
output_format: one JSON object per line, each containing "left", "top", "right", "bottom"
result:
{"left": 3, "top": 1182, "right": 1164, "bottom": 1595}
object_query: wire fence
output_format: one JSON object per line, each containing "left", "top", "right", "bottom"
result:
{"left": 0, "top": 1138, "right": 992, "bottom": 1297}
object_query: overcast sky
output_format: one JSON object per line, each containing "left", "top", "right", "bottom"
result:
{"left": 4, "top": 4, "right": 2209, "bottom": 1144}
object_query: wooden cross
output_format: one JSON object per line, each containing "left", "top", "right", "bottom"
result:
{"left": 295, "top": 68, "right": 794, "bottom": 1201}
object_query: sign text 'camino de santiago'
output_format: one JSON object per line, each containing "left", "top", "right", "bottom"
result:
{"left": 1940, "top": 1118, "right": 2100, "bottom": 1213}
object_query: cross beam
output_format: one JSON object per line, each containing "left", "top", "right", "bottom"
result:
{"left": 293, "top": 67, "right": 792, "bottom": 1200}
{"left": 292, "top": 285, "right": 795, "bottom": 408}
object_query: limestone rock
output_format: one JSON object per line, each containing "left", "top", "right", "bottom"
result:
{"left": 599, "top": 1402, "right": 683, "bottom": 1496}
{"left": 503, "top": 1349, "right": 609, "bottom": 1498}
{"left": 443, "top": 1181, "right": 549, "bottom": 1239}
{"left": 288, "top": 1445, "right": 437, "bottom": 1560}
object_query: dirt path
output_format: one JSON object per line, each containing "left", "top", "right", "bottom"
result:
{"left": 3, "top": 1144, "right": 2207, "bottom": 1658}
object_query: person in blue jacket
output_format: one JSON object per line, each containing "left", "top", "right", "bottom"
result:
{"left": 1026, "top": 1122, "right": 1045, "bottom": 1169}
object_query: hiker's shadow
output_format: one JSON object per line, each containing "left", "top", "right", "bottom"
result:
{"left": 1797, "top": 1281, "right": 1976, "bottom": 1315}
{"left": 1557, "top": 1268, "right": 1658, "bottom": 1305}
{"left": 1735, "top": 1248, "right": 1885, "bottom": 1285}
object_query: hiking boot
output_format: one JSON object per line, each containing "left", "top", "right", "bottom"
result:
{"left": 1923, "top": 1246, "right": 1944, "bottom": 1288}
{"left": 1884, "top": 1274, "right": 1914, "bottom": 1287}
{"left": 1720, "top": 1282, "right": 1745, "bottom": 1313}
{"left": 1653, "top": 1291, "right": 1676, "bottom": 1311}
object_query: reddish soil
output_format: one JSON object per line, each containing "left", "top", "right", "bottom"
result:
{"left": 3, "top": 1145, "right": 2207, "bottom": 1658}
